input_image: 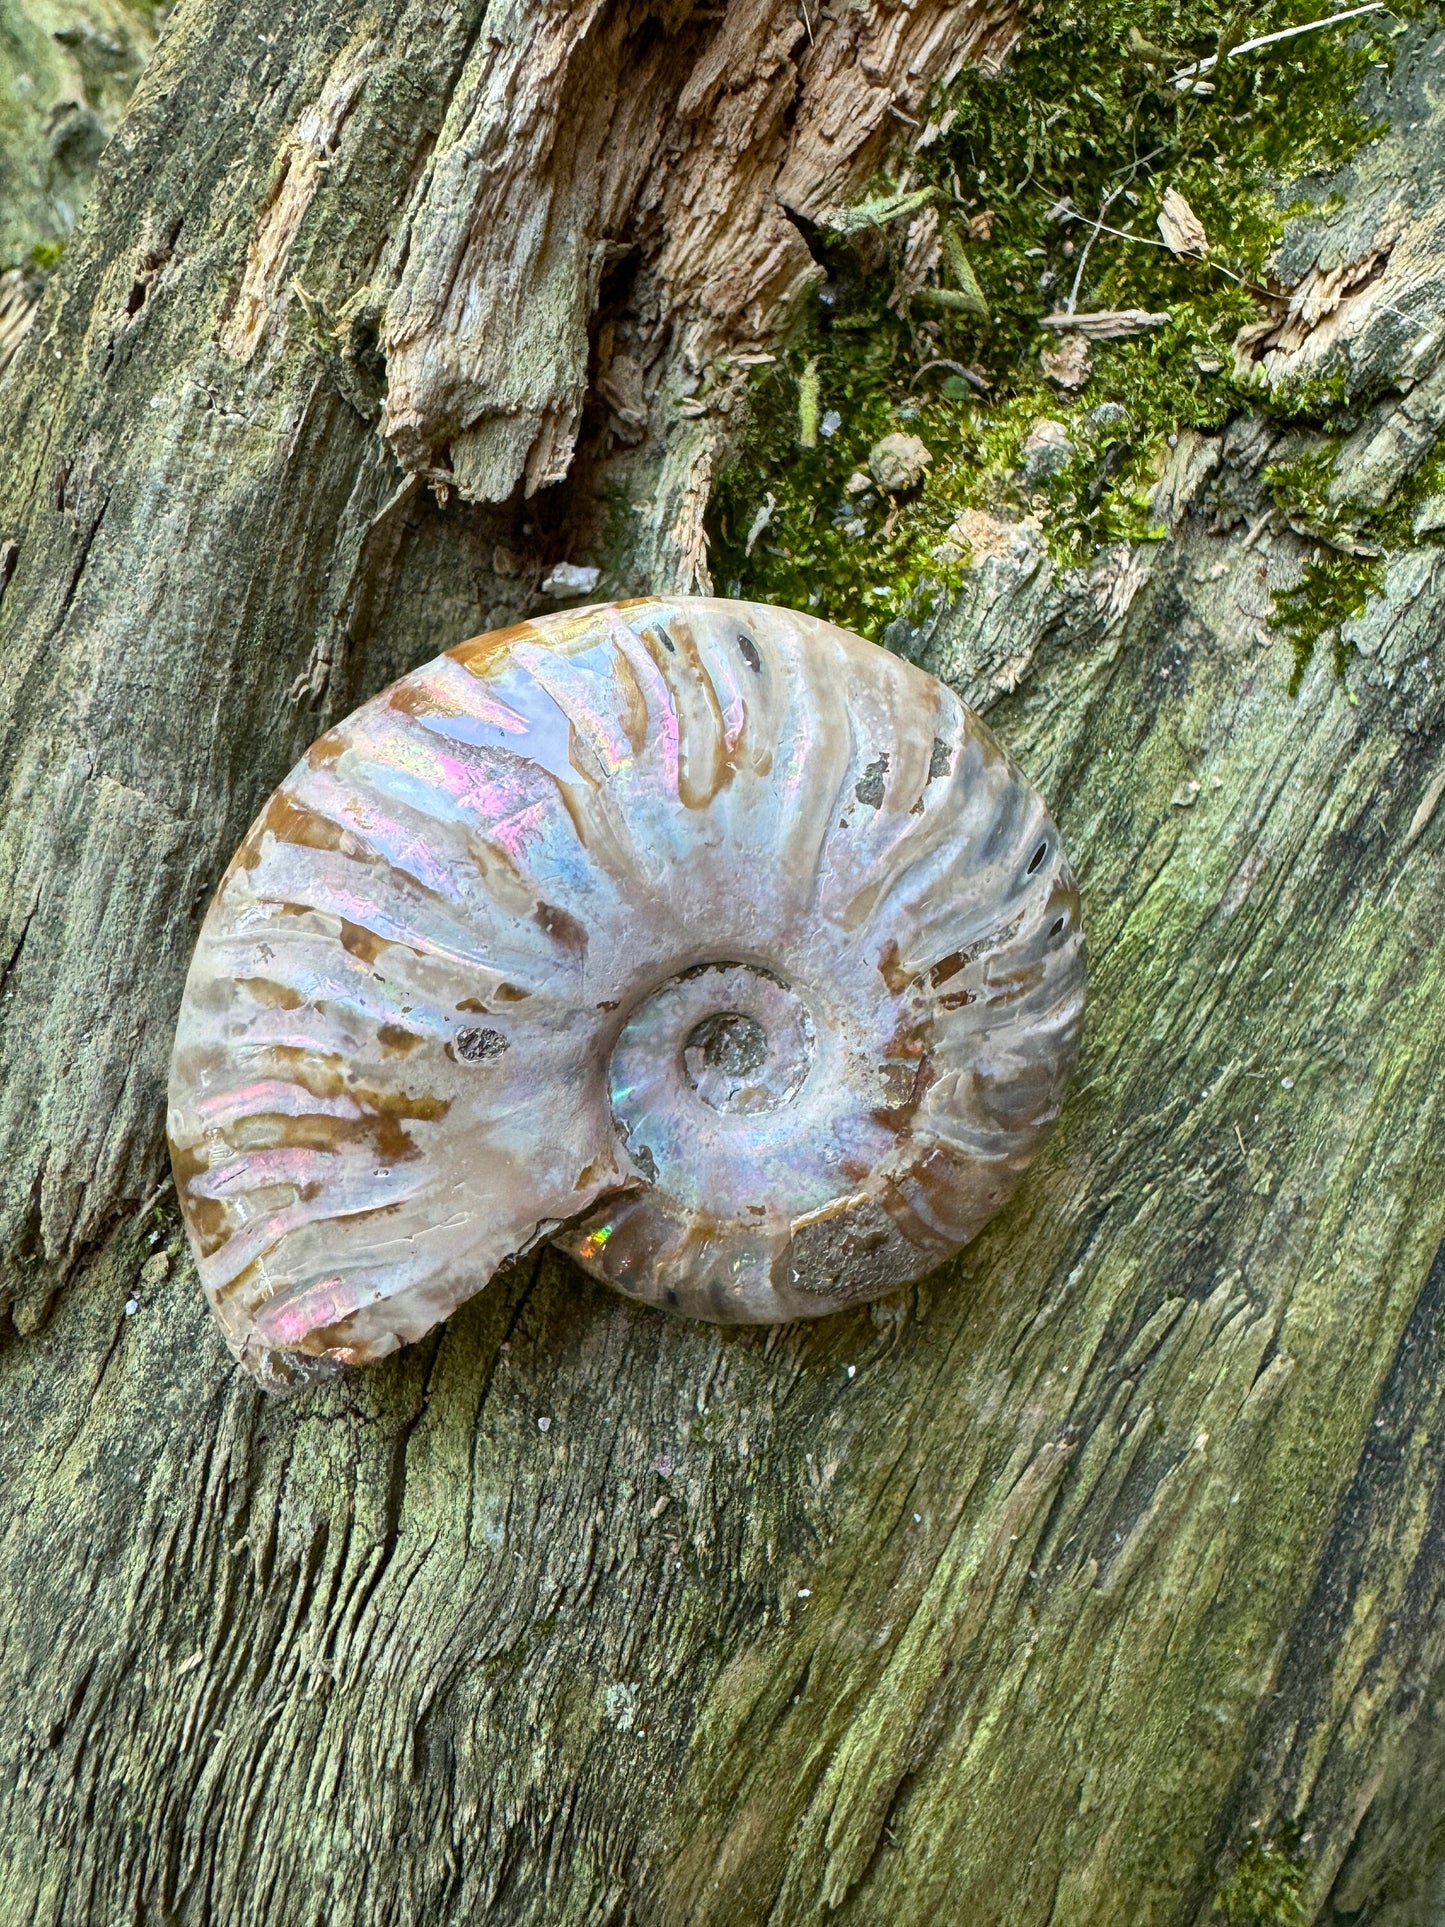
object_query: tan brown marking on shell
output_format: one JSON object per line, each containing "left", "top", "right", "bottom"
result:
{"left": 168, "top": 597, "right": 1085, "bottom": 1385}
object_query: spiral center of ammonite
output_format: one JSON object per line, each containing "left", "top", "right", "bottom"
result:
{"left": 683, "top": 1003, "right": 805, "bottom": 1114}
{"left": 676, "top": 967, "right": 813, "bottom": 1115}
{"left": 684, "top": 1009, "right": 768, "bottom": 1087}
{"left": 608, "top": 961, "right": 816, "bottom": 1154}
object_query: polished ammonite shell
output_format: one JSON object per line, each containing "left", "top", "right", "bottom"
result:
{"left": 169, "top": 597, "right": 1084, "bottom": 1381}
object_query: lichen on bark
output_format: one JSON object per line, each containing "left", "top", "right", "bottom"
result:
{"left": 0, "top": 0, "right": 156, "bottom": 367}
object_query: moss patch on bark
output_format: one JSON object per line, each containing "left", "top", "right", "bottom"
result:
{"left": 707, "top": 0, "right": 1432, "bottom": 648}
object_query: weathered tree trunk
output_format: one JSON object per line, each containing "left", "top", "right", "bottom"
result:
{"left": 0, "top": 1, "right": 1443, "bottom": 1922}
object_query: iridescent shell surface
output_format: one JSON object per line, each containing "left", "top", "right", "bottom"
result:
{"left": 169, "top": 597, "right": 1085, "bottom": 1381}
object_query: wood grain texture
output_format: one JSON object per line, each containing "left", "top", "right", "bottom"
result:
{"left": 379, "top": 0, "right": 1020, "bottom": 510}
{"left": 0, "top": 0, "right": 156, "bottom": 372}
{"left": 1, "top": 7, "right": 1445, "bottom": 1923}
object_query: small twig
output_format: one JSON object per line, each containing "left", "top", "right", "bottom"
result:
{"left": 1040, "top": 308, "right": 1170, "bottom": 336}
{"left": 1060, "top": 137, "right": 1163, "bottom": 313}
{"left": 745, "top": 493, "right": 776, "bottom": 557}
{"left": 1231, "top": 3, "right": 1385, "bottom": 57}
{"left": 1065, "top": 185, "right": 1125, "bottom": 314}
{"left": 910, "top": 357, "right": 989, "bottom": 392}
{"left": 1062, "top": 213, "right": 1170, "bottom": 251}
{"left": 137, "top": 1178, "right": 173, "bottom": 1221}
{"left": 1170, "top": 3, "right": 1386, "bottom": 84}
{"left": 1110, "top": 146, "right": 1166, "bottom": 179}
{"left": 1057, "top": 208, "right": 1276, "bottom": 300}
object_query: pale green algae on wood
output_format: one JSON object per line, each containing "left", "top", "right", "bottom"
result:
{"left": 0, "top": 0, "right": 155, "bottom": 266}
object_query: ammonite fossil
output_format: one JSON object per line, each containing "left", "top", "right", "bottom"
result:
{"left": 169, "top": 597, "right": 1084, "bottom": 1382}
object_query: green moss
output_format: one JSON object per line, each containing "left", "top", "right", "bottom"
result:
{"left": 707, "top": 0, "right": 1428, "bottom": 643}
{"left": 1213, "top": 1831, "right": 1310, "bottom": 1926}
{"left": 1263, "top": 433, "right": 1445, "bottom": 688}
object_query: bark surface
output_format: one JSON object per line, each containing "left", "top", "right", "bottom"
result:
{"left": 0, "top": 0, "right": 156, "bottom": 369}
{"left": 1, "top": 3, "right": 1444, "bottom": 1924}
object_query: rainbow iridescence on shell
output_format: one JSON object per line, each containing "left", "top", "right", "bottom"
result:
{"left": 168, "top": 597, "right": 1085, "bottom": 1381}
